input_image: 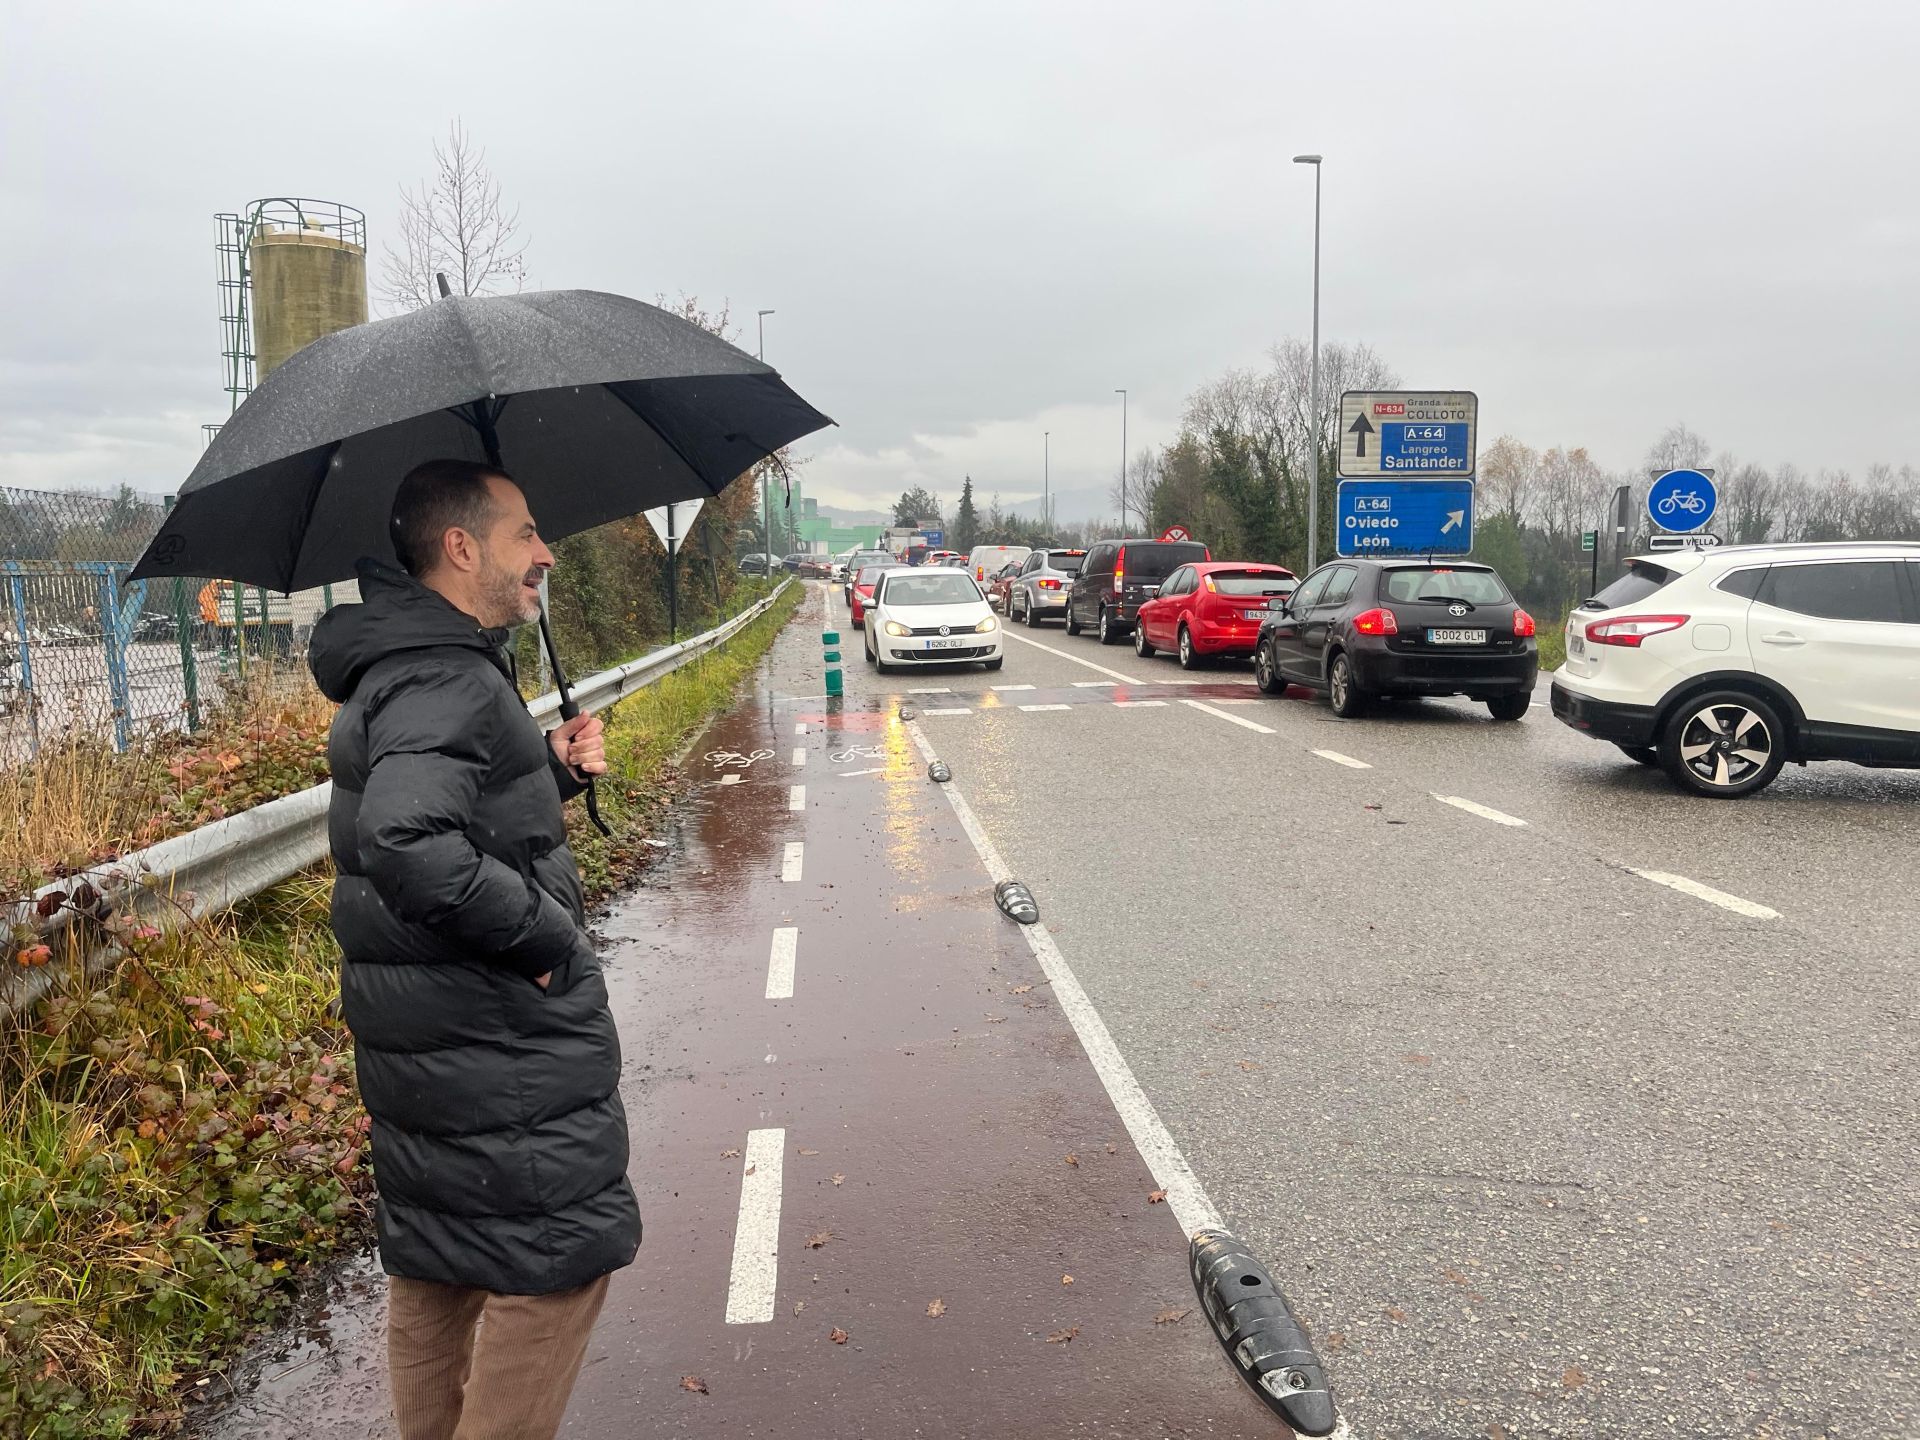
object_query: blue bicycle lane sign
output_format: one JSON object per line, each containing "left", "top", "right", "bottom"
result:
{"left": 1647, "top": 469, "right": 1717, "bottom": 533}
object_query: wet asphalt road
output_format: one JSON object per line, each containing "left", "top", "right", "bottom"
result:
{"left": 191, "top": 581, "right": 1915, "bottom": 1440}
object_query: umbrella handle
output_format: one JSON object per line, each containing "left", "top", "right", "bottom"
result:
{"left": 538, "top": 605, "right": 613, "bottom": 838}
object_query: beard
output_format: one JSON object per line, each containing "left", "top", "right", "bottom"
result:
{"left": 477, "top": 550, "right": 545, "bottom": 629}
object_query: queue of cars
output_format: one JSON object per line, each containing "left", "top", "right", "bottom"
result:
{"left": 838, "top": 534, "right": 1920, "bottom": 798}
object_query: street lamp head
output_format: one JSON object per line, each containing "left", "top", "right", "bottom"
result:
{"left": 757, "top": 308, "right": 775, "bottom": 317}
{"left": 1292, "top": 154, "right": 1322, "bottom": 165}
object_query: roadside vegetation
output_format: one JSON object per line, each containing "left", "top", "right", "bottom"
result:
{"left": 0, "top": 581, "right": 799, "bottom": 1437}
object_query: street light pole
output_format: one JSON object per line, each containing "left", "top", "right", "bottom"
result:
{"left": 757, "top": 309, "right": 775, "bottom": 566}
{"left": 1115, "top": 389, "right": 1128, "bottom": 534}
{"left": 1293, "top": 154, "right": 1323, "bottom": 570}
{"left": 1043, "top": 431, "right": 1050, "bottom": 533}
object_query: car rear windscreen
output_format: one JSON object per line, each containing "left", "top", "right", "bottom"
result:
{"left": 1586, "top": 561, "right": 1678, "bottom": 610}
{"left": 1047, "top": 551, "right": 1086, "bottom": 573}
{"left": 886, "top": 573, "right": 981, "bottom": 605}
{"left": 855, "top": 565, "right": 889, "bottom": 583}
{"left": 1121, "top": 543, "right": 1209, "bottom": 580}
{"left": 1210, "top": 571, "right": 1292, "bottom": 596}
{"left": 1383, "top": 567, "right": 1510, "bottom": 604}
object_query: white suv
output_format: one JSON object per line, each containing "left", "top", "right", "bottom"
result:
{"left": 1550, "top": 542, "right": 1920, "bottom": 797}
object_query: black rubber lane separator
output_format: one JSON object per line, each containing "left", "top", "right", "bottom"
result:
{"left": 1189, "top": 1229, "right": 1337, "bottom": 1436}
{"left": 928, "top": 760, "right": 952, "bottom": 783}
{"left": 993, "top": 880, "right": 1039, "bottom": 925}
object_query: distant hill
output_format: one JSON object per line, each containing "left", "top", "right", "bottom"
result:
{"left": 1005, "top": 485, "right": 1117, "bottom": 526}
{"left": 816, "top": 504, "right": 892, "bottom": 527}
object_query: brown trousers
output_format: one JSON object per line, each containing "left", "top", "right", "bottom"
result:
{"left": 387, "top": 1273, "right": 611, "bottom": 1440}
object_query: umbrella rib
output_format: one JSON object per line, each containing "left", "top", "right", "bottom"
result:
{"left": 284, "top": 441, "right": 347, "bottom": 591}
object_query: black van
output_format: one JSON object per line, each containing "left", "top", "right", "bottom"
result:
{"left": 1066, "top": 538, "right": 1212, "bottom": 644}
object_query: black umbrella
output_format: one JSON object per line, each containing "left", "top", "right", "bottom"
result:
{"left": 133, "top": 283, "right": 833, "bottom": 831}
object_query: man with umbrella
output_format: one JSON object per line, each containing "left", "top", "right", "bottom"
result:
{"left": 132, "top": 286, "right": 832, "bottom": 1435}
{"left": 308, "top": 458, "right": 637, "bottom": 1439}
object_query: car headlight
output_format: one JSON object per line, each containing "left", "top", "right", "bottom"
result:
{"left": 975, "top": 616, "right": 998, "bottom": 633}
{"left": 883, "top": 620, "right": 911, "bottom": 637}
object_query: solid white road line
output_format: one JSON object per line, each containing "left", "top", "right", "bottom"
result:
{"left": 921, "top": 707, "right": 973, "bottom": 716}
{"left": 992, "top": 683, "right": 1036, "bottom": 691}
{"left": 781, "top": 842, "right": 804, "bottom": 882}
{"left": 904, "top": 721, "right": 1225, "bottom": 1241}
{"left": 1180, "top": 697, "right": 1276, "bottom": 734}
{"left": 1113, "top": 699, "right": 1169, "bottom": 708}
{"left": 1312, "top": 749, "right": 1373, "bottom": 770}
{"left": 1633, "top": 870, "right": 1781, "bottom": 920}
{"left": 723, "top": 1127, "right": 785, "bottom": 1324}
{"left": 1433, "top": 794, "right": 1528, "bottom": 827}
{"left": 765, "top": 926, "right": 799, "bottom": 1000}
{"left": 999, "top": 630, "right": 1146, "bottom": 685}
{"left": 788, "top": 784, "right": 806, "bottom": 811}
{"left": 1072, "top": 680, "right": 1117, "bottom": 688}
{"left": 790, "top": 746, "right": 806, "bottom": 767}
{"left": 718, "top": 774, "right": 742, "bottom": 786}
{"left": 1018, "top": 703, "right": 1072, "bottom": 712}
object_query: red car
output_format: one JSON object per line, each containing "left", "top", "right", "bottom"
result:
{"left": 1133, "top": 561, "right": 1296, "bottom": 669}
{"left": 848, "top": 563, "right": 890, "bottom": 629}
{"left": 986, "top": 561, "right": 1023, "bottom": 613}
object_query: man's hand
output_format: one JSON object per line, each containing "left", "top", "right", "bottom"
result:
{"left": 535, "top": 972, "right": 551, "bottom": 990}
{"left": 550, "top": 713, "right": 608, "bottom": 780}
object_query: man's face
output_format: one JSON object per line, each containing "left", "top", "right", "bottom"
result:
{"left": 472, "top": 476, "right": 555, "bottom": 628}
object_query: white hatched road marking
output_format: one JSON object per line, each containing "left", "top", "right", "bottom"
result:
{"left": 904, "top": 720, "right": 1224, "bottom": 1240}
{"left": 1433, "top": 794, "right": 1528, "bottom": 827}
{"left": 722, "top": 1127, "right": 785, "bottom": 1324}
{"left": 1633, "top": 870, "right": 1781, "bottom": 920}
{"left": 1180, "top": 697, "right": 1276, "bottom": 734}
{"left": 780, "top": 842, "right": 804, "bottom": 882}
{"left": 1018, "top": 703, "right": 1072, "bottom": 712}
{"left": 790, "top": 746, "right": 807, "bottom": 767}
{"left": 921, "top": 707, "right": 973, "bottom": 717}
{"left": 718, "top": 773, "right": 742, "bottom": 786}
{"left": 1313, "top": 749, "right": 1373, "bottom": 770}
{"left": 788, "top": 784, "right": 806, "bottom": 811}
{"left": 765, "top": 927, "right": 799, "bottom": 1000}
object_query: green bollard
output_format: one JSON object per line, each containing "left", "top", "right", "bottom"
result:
{"left": 822, "top": 629, "right": 843, "bottom": 697}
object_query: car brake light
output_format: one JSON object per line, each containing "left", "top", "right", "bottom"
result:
{"left": 1039, "top": 578, "right": 1060, "bottom": 589}
{"left": 1586, "top": 614, "right": 1689, "bottom": 647}
{"left": 1352, "top": 608, "right": 1398, "bottom": 636}
{"left": 1513, "top": 608, "right": 1536, "bottom": 638}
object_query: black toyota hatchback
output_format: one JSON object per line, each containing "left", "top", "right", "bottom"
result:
{"left": 1252, "top": 559, "right": 1538, "bottom": 719}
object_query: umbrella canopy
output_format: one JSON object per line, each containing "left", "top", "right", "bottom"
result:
{"left": 132, "top": 288, "right": 832, "bottom": 589}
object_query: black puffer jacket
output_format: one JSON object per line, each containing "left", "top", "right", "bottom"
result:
{"left": 310, "top": 560, "right": 640, "bottom": 1295}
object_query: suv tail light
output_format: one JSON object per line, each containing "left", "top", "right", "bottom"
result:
{"left": 1586, "top": 614, "right": 1689, "bottom": 648}
{"left": 1352, "top": 608, "right": 1399, "bottom": 636}
{"left": 1114, "top": 562, "right": 1124, "bottom": 594}
{"left": 1513, "top": 608, "right": 1536, "bottom": 638}
{"left": 1038, "top": 578, "right": 1061, "bottom": 590}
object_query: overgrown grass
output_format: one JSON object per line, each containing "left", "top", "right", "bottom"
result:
{"left": 0, "top": 583, "right": 800, "bottom": 1436}
{"left": 1536, "top": 610, "right": 1569, "bottom": 673}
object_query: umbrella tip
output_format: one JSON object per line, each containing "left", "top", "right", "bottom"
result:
{"left": 436, "top": 272, "right": 452, "bottom": 299}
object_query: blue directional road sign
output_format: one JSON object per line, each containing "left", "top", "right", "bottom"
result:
{"left": 1646, "top": 469, "right": 1716, "bottom": 533}
{"left": 1339, "top": 391, "right": 1478, "bottom": 478}
{"left": 1336, "top": 479, "right": 1476, "bottom": 557}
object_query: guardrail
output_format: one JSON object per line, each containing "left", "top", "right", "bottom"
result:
{"left": 1, "top": 579, "right": 793, "bottom": 1018}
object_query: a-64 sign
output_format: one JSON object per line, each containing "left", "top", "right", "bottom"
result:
{"left": 1339, "top": 391, "right": 1478, "bottom": 478}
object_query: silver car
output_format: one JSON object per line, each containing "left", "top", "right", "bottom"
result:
{"left": 1006, "top": 548, "right": 1089, "bottom": 627}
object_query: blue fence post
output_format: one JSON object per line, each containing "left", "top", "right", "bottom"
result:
{"left": 98, "top": 564, "right": 132, "bottom": 752}
{"left": 5, "top": 564, "right": 36, "bottom": 758}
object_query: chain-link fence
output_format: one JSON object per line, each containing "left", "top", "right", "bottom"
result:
{"left": 0, "top": 486, "right": 319, "bottom": 766}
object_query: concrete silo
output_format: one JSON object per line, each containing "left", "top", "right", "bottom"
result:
{"left": 243, "top": 199, "right": 368, "bottom": 380}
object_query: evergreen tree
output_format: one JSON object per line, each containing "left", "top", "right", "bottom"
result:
{"left": 953, "top": 476, "right": 980, "bottom": 552}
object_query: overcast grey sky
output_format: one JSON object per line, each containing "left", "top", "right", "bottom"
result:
{"left": 4, "top": 1, "right": 1917, "bottom": 518}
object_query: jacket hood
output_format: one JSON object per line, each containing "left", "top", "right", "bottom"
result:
{"left": 308, "top": 559, "right": 512, "bottom": 702}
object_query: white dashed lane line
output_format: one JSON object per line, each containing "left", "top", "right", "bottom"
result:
{"left": 1312, "top": 749, "right": 1373, "bottom": 769}
{"left": 1632, "top": 870, "right": 1781, "bottom": 919}
{"left": 1018, "top": 703, "right": 1072, "bottom": 712}
{"left": 1114, "top": 699, "right": 1169, "bottom": 708}
{"left": 1180, "top": 697, "right": 1276, "bottom": 734}
{"left": 718, "top": 774, "right": 742, "bottom": 786}
{"left": 790, "top": 746, "right": 806, "bottom": 767}
{"left": 920, "top": 707, "right": 973, "bottom": 717}
{"left": 908, "top": 686, "right": 953, "bottom": 694}
{"left": 765, "top": 926, "right": 798, "bottom": 1000}
{"left": 795, "top": 722, "right": 808, "bottom": 735}
{"left": 788, "top": 784, "right": 806, "bottom": 811}
{"left": 1072, "top": 680, "right": 1116, "bottom": 688}
{"left": 1432, "top": 794, "right": 1529, "bottom": 827}
{"left": 780, "top": 842, "right": 804, "bottom": 882}
{"left": 722, "top": 1127, "right": 785, "bottom": 1324}
{"left": 992, "top": 683, "right": 1036, "bottom": 692}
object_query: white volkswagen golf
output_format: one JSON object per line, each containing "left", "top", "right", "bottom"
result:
{"left": 1550, "top": 541, "right": 1920, "bottom": 796}
{"left": 863, "top": 567, "right": 1004, "bottom": 674}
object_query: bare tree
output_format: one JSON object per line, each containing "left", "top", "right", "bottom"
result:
{"left": 381, "top": 121, "right": 529, "bottom": 314}
{"left": 1479, "top": 435, "right": 1540, "bottom": 527}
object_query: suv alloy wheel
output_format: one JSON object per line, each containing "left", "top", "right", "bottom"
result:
{"left": 1659, "top": 690, "right": 1787, "bottom": 797}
